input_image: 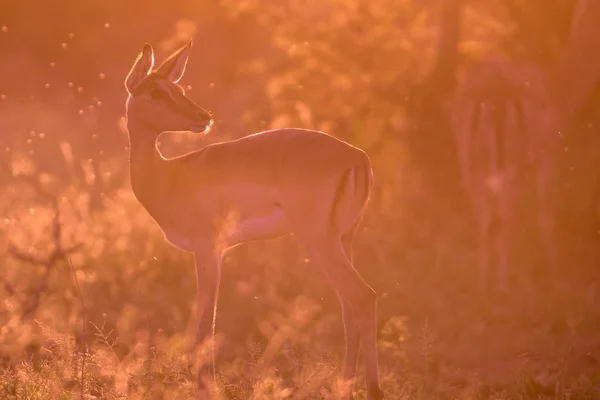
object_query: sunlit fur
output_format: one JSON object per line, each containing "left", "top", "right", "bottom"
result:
{"left": 125, "top": 41, "right": 213, "bottom": 135}
{"left": 124, "top": 42, "right": 383, "bottom": 400}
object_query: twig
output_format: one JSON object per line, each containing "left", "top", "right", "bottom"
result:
{"left": 69, "top": 257, "right": 86, "bottom": 400}
{"left": 2, "top": 173, "right": 82, "bottom": 319}
{"left": 90, "top": 320, "right": 131, "bottom": 389}
{"left": 0, "top": 277, "right": 17, "bottom": 296}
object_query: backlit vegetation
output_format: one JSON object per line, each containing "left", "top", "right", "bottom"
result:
{"left": 1, "top": 1, "right": 600, "bottom": 398}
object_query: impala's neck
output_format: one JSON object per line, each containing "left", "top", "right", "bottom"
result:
{"left": 126, "top": 115, "right": 170, "bottom": 217}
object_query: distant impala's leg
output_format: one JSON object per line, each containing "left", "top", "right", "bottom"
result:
{"left": 493, "top": 103, "right": 518, "bottom": 293}
{"left": 475, "top": 198, "right": 493, "bottom": 292}
{"left": 192, "top": 243, "right": 222, "bottom": 390}
{"left": 452, "top": 96, "right": 494, "bottom": 292}
{"left": 464, "top": 170, "right": 492, "bottom": 291}
{"left": 340, "top": 224, "right": 362, "bottom": 392}
{"left": 496, "top": 171, "right": 518, "bottom": 292}
{"left": 536, "top": 157, "right": 558, "bottom": 281}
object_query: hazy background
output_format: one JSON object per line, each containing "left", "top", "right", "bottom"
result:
{"left": 1, "top": 0, "right": 600, "bottom": 398}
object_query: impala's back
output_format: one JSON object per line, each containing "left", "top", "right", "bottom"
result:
{"left": 166, "top": 128, "right": 373, "bottom": 247}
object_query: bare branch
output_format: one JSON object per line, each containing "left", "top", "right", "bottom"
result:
{"left": 7, "top": 243, "right": 47, "bottom": 266}
{"left": 0, "top": 277, "right": 17, "bottom": 297}
{"left": 1, "top": 173, "right": 83, "bottom": 320}
{"left": 21, "top": 264, "right": 54, "bottom": 320}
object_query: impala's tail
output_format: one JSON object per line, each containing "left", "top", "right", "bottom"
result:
{"left": 356, "top": 152, "right": 375, "bottom": 212}
{"left": 331, "top": 151, "right": 374, "bottom": 234}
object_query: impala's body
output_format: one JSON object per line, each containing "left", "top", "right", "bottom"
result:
{"left": 131, "top": 128, "right": 371, "bottom": 252}
{"left": 450, "top": 57, "right": 560, "bottom": 290}
{"left": 124, "top": 42, "right": 383, "bottom": 400}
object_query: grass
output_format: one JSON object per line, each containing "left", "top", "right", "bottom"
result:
{"left": 0, "top": 180, "right": 599, "bottom": 400}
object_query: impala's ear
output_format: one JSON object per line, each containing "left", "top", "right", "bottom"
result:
{"left": 125, "top": 43, "right": 154, "bottom": 93}
{"left": 155, "top": 39, "right": 192, "bottom": 83}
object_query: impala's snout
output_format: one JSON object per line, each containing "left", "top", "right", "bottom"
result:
{"left": 189, "top": 109, "right": 214, "bottom": 134}
{"left": 199, "top": 109, "right": 213, "bottom": 125}
{"left": 199, "top": 118, "right": 214, "bottom": 134}
{"left": 178, "top": 94, "right": 213, "bottom": 134}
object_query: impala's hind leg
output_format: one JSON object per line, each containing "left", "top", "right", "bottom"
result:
{"left": 339, "top": 224, "right": 362, "bottom": 396}
{"left": 495, "top": 170, "right": 518, "bottom": 292}
{"left": 283, "top": 167, "right": 380, "bottom": 399}
{"left": 303, "top": 234, "right": 383, "bottom": 400}
{"left": 473, "top": 193, "right": 493, "bottom": 293}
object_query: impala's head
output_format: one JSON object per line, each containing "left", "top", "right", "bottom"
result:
{"left": 124, "top": 40, "right": 213, "bottom": 134}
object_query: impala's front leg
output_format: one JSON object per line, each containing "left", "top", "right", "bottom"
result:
{"left": 192, "top": 243, "right": 222, "bottom": 393}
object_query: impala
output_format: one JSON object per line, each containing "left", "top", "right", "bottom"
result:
{"left": 449, "top": 57, "right": 560, "bottom": 291}
{"left": 123, "top": 41, "right": 383, "bottom": 400}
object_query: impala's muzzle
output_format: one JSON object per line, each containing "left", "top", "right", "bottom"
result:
{"left": 190, "top": 117, "right": 214, "bottom": 134}
{"left": 181, "top": 96, "right": 213, "bottom": 133}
